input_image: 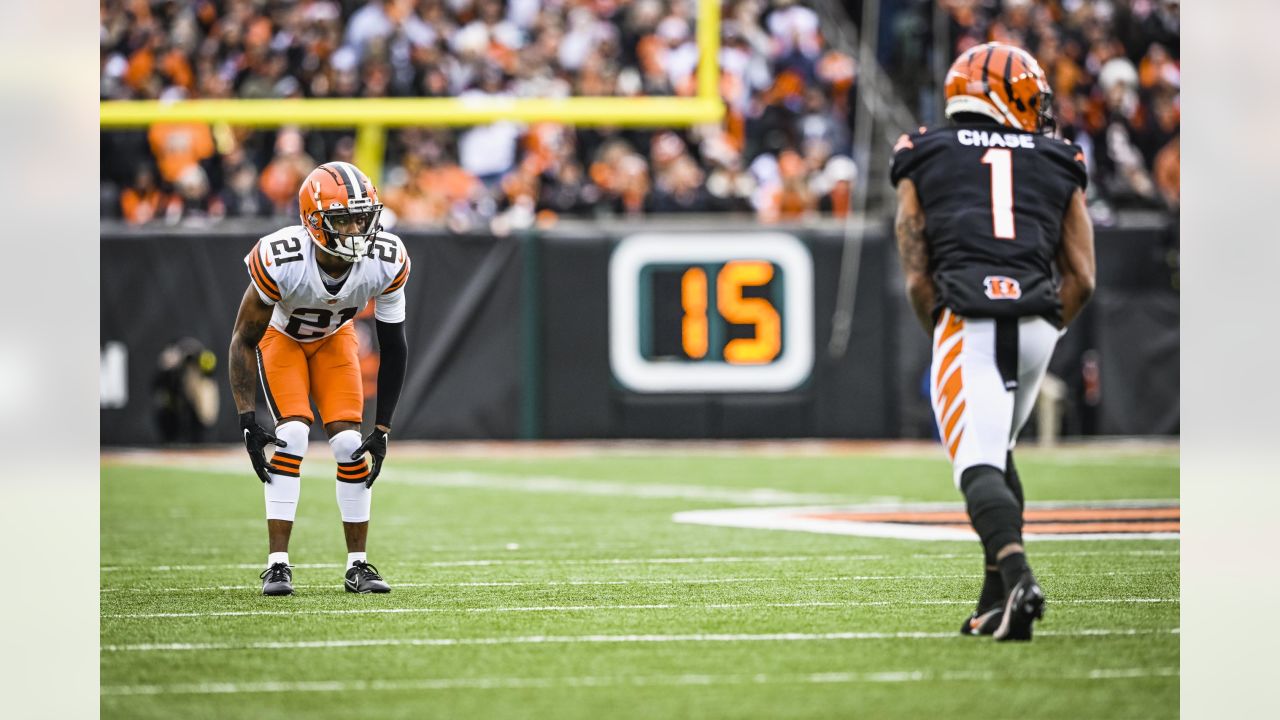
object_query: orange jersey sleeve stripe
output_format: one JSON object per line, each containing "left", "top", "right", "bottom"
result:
{"left": 251, "top": 249, "right": 281, "bottom": 297}
{"left": 246, "top": 254, "right": 272, "bottom": 298}
{"left": 249, "top": 246, "right": 282, "bottom": 301}
{"left": 382, "top": 258, "right": 410, "bottom": 294}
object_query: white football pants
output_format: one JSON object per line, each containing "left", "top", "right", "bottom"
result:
{"left": 930, "top": 308, "right": 1060, "bottom": 488}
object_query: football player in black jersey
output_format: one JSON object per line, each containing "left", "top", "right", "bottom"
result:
{"left": 891, "top": 43, "right": 1096, "bottom": 641}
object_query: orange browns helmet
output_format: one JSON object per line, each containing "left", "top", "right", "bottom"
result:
{"left": 298, "top": 161, "right": 384, "bottom": 262}
{"left": 944, "top": 42, "right": 1053, "bottom": 133}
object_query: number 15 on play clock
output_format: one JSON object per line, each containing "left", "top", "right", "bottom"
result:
{"left": 609, "top": 234, "right": 814, "bottom": 394}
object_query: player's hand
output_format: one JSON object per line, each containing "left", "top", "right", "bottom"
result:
{"left": 240, "top": 412, "right": 286, "bottom": 484}
{"left": 352, "top": 427, "right": 389, "bottom": 488}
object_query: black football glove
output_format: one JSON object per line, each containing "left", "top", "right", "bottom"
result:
{"left": 352, "top": 427, "right": 389, "bottom": 488}
{"left": 240, "top": 412, "right": 286, "bottom": 484}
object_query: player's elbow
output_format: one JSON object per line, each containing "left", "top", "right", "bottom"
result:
{"left": 1065, "top": 268, "right": 1095, "bottom": 307}
{"left": 1074, "top": 264, "right": 1097, "bottom": 301}
{"left": 1079, "top": 272, "right": 1096, "bottom": 301}
{"left": 904, "top": 272, "right": 932, "bottom": 301}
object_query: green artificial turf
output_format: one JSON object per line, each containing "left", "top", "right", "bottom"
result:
{"left": 102, "top": 445, "right": 1179, "bottom": 719}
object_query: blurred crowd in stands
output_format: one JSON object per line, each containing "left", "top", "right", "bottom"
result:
{"left": 101, "top": 0, "right": 1177, "bottom": 229}
{"left": 890, "top": 0, "right": 1179, "bottom": 220}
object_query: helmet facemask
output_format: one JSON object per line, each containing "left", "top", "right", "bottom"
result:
{"left": 1034, "top": 87, "right": 1056, "bottom": 135}
{"left": 309, "top": 197, "right": 382, "bottom": 262}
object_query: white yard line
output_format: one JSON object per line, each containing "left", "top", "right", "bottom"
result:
{"left": 394, "top": 471, "right": 878, "bottom": 506}
{"left": 102, "top": 597, "right": 1178, "bottom": 620}
{"left": 107, "top": 457, "right": 881, "bottom": 506}
{"left": 102, "top": 627, "right": 1178, "bottom": 653}
{"left": 99, "top": 569, "right": 1173, "bottom": 594}
{"left": 99, "top": 549, "right": 1179, "bottom": 573}
{"left": 100, "top": 664, "right": 1179, "bottom": 695}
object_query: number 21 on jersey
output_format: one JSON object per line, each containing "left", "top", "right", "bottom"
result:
{"left": 981, "top": 148, "right": 1016, "bottom": 240}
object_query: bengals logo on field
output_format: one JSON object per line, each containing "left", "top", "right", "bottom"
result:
{"left": 983, "top": 275, "right": 1022, "bottom": 300}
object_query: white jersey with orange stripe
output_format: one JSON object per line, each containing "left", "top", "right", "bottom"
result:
{"left": 244, "top": 225, "right": 410, "bottom": 342}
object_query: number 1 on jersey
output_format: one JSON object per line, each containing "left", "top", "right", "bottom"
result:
{"left": 981, "top": 148, "right": 1016, "bottom": 240}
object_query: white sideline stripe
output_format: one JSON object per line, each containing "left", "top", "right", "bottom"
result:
{"left": 102, "top": 628, "right": 1178, "bottom": 653}
{"left": 100, "top": 549, "right": 1178, "bottom": 573}
{"left": 116, "top": 457, "right": 875, "bottom": 506}
{"left": 100, "top": 665, "right": 1179, "bottom": 695}
{"left": 393, "top": 470, "right": 873, "bottom": 506}
{"left": 99, "top": 570, "right": 1172, "bottom": 594}
{"left": 103, "top": 598, "right": 1178, "bottom": 620}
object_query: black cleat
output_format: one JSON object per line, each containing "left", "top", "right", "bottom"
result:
{"left": 345, "top": 560, "right": 391, "bottom": 594}
{"left": 260, "top": 562, "right": 293, "bottom": 596}
{"left": 993, "top": 572, "right": 1045, "bottom": 642}
{"left": 960, "top": 605, "right": 1004, "bottom": 636}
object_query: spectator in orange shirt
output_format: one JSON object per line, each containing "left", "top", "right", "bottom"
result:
{"left": 148, "top": 122, "right": 215, "bottom": 186}
{"left": 775, "top": 148, "right": 815, "bottom": 220}
{"left": 120, "top": 167, "right": 167, "bottom": 226}
{"left": 259, "top": 128, "right": 316, "bottom": 216}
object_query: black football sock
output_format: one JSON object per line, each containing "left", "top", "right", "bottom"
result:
{"left": 997, "top": 552, "right": 1032, "bottom": 593}
{"left": 960, "top": 464, "right": 1025, "bottom": 565}
{"left": 978, "top": 566, "right": 1004, "bottom": 609}
{"left": 1005, "top": 450, "right": 1025, "bottom": 509}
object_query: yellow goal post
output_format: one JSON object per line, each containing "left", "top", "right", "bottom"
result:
{"left": 99, "top": 0, "right": 724, "bottom": 184}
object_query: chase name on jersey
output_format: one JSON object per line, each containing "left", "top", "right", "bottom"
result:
{"left": 956, "top": 129, "right": 1036, "bottom": 149}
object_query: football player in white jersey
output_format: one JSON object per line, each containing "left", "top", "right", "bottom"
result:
{"left": 228, "top": 161, "right": 411, "bottom": 596}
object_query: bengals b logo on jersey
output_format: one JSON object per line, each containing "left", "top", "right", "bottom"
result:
{"left": 983, "top": 275, "right": 1022, "bottom": 300}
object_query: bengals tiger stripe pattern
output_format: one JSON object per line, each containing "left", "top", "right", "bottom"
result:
{"left": 933, "top": 309, "right": 967, "bottom": 460}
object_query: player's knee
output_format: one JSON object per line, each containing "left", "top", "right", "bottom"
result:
{"left": 328, "top": 430, "right": 373, "bottom": 521}
{"left": 960, "top": 464, "right": 1023, "bottom": 552}
{"left": 327, "top": 429, "right": 362, "bottom": 463}
{"left": 274, "top": 420, "right": 310, "bottom": 456}
{"left": 1004, "top": 451, "right": 1025, "bottom": 509}
{"left": 263, "top": 421, "right": 309, "bottom": 522}
{"left": 267, "top": 420, "right": 310, "bottom": 477}
{"left": 961, "top": 465, "right": 1017, "bottom": 511}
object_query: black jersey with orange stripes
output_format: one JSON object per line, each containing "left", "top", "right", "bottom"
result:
{"left": 244, "top": 225, "right": 411, "bottom": 342}
{"left": 890, "top": 122, "right": 1087, "bottom": 325}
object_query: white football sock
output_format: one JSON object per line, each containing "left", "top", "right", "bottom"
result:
{"left": 264, "top": 421, "right": 309, "bottom": 522}
{"left": 330, "top": 430, "right": 372, "bottom": 522}
{"left": 335, "top": 477, "right": 372, "bottom": 522}
{"left": 347, "top": 552, "right": 367, "bottom": 570}
{"left": 267, "top": 551, "right": 289, "bottom": 568}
